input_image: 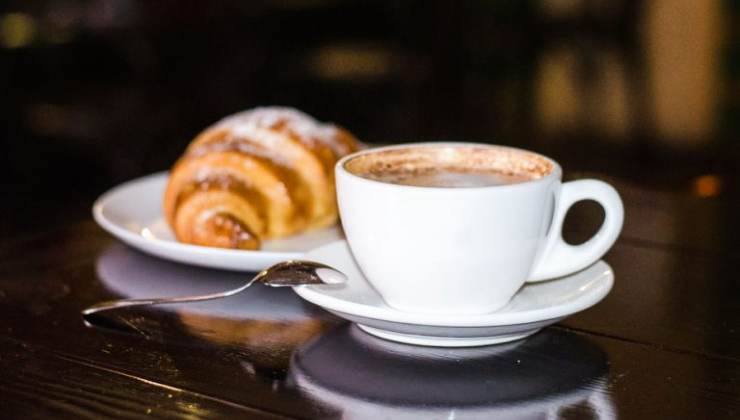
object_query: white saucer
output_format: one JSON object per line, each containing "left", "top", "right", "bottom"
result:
{"left": 294, "top": 240, "right": 614, "bottom": 347}
{"left": 93, "top": 172, "right": 343, "bottom": 272}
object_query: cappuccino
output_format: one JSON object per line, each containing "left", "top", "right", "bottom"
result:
{"left": 357, "top": 169, "right": 533, "bottom": 187}
{"left": 344, "top": 145, "right": 552, "bottom": 188}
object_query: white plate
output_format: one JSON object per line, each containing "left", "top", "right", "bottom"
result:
{"left": 93, "top": 172, "right": 343, "bottom": 272}
{"left": 294, "top": 240, "right": 614, "bottom": 347}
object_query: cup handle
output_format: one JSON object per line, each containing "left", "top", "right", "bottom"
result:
{"left": 528, "top": 179, "right": 624, "bottom": 282}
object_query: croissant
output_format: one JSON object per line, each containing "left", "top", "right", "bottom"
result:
{"left": 163, "top": 107, "right": 361, "bottom": 250}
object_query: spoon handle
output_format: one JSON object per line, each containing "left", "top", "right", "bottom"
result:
{"left": 82, "top": 277, "right": 259, "bottom": 317}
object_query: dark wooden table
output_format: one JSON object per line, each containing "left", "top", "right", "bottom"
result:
{"left": 1, "top": 175, "right": 739, "bottom": 419}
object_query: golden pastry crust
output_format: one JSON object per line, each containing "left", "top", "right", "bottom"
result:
{"left": 164, "top": 107, "right": 361, "bottom": 250}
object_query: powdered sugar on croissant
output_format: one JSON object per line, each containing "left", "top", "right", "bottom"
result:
{"left": 163, "top": 107, "right": 361, "bottom": 250}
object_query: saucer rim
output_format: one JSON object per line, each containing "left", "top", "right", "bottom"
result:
{"left": 293, "top": 240, "right": 613, "bottom": 328}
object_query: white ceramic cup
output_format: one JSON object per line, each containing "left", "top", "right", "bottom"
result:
{"left": 336, "top": 142, "right": 624, "bottom": 315}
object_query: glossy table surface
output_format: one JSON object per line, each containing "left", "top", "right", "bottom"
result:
{"left": 1, "top": 175, "right": 739, "bottom": 419}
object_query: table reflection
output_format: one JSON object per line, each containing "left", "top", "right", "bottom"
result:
{"left": 93, "top": 243, "right": 615, "bottom": 419}
{"left": 95, "top": 242, "right": 325, "bottom": 322}
{"left": 93, "top": 243, "right": 338, "bottom": 371}
{"left": 289, "top": 326, "right": 614, "bottom": 419}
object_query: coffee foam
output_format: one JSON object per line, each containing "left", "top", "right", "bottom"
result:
{"left": 344, "top": 145, "right": 554, "bottom": 187}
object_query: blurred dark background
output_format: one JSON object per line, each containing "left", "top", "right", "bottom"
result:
{"left": 1, "top": 0, "right": 738, "bottom": 235}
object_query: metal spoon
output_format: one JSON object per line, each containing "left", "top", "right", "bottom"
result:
{"left": 82, "top": 260, "right": 346, "bottom": 320}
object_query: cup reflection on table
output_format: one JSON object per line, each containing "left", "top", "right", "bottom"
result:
{"left": 289, "top": 326, "right": 615, "bottom": 419}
